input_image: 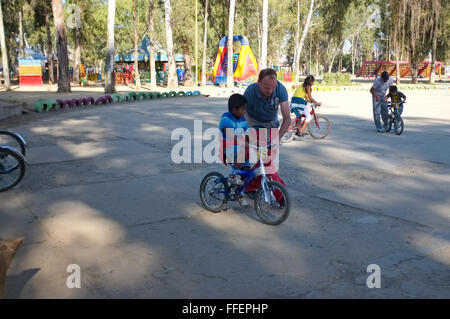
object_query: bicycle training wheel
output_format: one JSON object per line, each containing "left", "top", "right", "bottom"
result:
{"left": 0, "top": 147, "right": 26, "bottom": 192}
{"left": 0, "top": 130, "right": 26, "bottom": 156}
{"left": 254, "top": 181, "right": 291, "bottom": 225}
{"left": 199, "top": 172, "right": 229, "bottom": 212}
{"left": 307, "top": 115, "right": 331, "bottom": 139}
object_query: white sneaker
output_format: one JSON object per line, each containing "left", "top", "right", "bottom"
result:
{"left": 237, "top": 197, "right": 249, "bottom": 207}
{"left": 229, "top": 174, "right": 244, "bottom": 186}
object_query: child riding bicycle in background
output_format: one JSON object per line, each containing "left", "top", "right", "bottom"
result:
{"left": 219, "top": 94, "right": 251, "bottom": 206}
{"left": 385, "top": 85, "right": 406, "bottom": 130}
{"left": 291, "top": 75, "right": 321, "bottom": 136}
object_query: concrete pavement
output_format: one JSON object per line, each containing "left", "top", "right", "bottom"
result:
{"left": 0, "top": 89, "right": 449, "bottom": 298}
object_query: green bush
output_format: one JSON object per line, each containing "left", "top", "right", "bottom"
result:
{"left": 323, "top": 72, "right": 351, "bottom": 85}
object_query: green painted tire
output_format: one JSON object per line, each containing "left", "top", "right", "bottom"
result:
{"left": 168, "top": 91, "right": 177, "bottom": 97}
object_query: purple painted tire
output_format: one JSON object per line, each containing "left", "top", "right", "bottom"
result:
{"left": 56, "top": 99, "right": 66, "bottom": 108}
{"left": 105, "top": 95, "right": 113, "bottom": 103}
{"left": 64, "top": 99, "right": 75, "bottom": 107}
{"left": 71, "top": 98, "right": 82, "bottom": 106}
{"left": 86, "top": 97, "right": 95, "bottom": 105}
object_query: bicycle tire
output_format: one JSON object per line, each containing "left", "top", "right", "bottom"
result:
{"left": 0, "top": 130, "right": 26, "bottom": 156}
{"left": 307, "top": 115, "right": 331, "bottom": 139}
{"left": 199, "top": 172, "right": 229, "bottom": 213}
{"left": 254, "top": 181, "right": 291, "bottom": 225}
{"left": 280, "top": 129, "right": 295, "bottom": 143}
{"left": 395, "top": 117, "right": 404, "bottom": 135}
{"left": 0, "top": 146, "right": 26, "bottom": 192}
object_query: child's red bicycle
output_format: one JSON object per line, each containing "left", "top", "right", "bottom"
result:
{"left": 281, "top": 103, "right": 331, "bottom": 143}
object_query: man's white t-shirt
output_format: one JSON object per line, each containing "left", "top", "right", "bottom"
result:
{"left": 372, "top": 77, "right": 394, "bottom": 103}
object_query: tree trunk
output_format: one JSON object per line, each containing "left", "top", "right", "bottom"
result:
{"left": 0, "top": 0, "right": 10, "bottom": 90}
{"left": 292, "top": 0, "right": 300, "bottom": 76}
{"left": 164, "top": 0, "right": 177, "bottom": 89}
{"left": 227, "top": 0, "right": 236, "bottom": 88}
{"left": 201, "top": 0, "right": 209, "bottom": 86}
{"left": 73, "top": 8, "right": 82, "bottom": 84}
{"left": 394, "top": 18, "right": 400, "bottom": 85}
{"left": 260, "top": 0, "right": 268, "bottom": 70}
{"left": 429, "top": 0, "right": 440, "bottom": 84}
{"left": 52, "top": 0, "right": 71, "bottom": 92}
{"left": 294, "top": 0, "right": 314, "bottom": 78}
{"left": 19, "top": 3, "right": 25, "bottom": 58}
{"left": 148, "top": 0, "right": 157, "bottom": 90}
{"left": 105, "top": 0, "right": 116, "bottom": 94}
{"left": 133, "top": 0, "right": 141, "bottom": 90}
{"left": 45, "top": 8, "right": 55, "bottom": 85}
{"left": 315, "top": 46, "right": 319, "bottom": 78}
{"left": 183, "top": 44, "right": 193, "bottom": 87}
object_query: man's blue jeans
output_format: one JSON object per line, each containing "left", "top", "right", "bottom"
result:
{"left": 373, "top": 100, "right": 388, "bottom": 130}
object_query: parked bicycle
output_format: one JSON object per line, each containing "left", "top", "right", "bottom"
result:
{"left": 281, "top": 102, "right": 331, "bottom": 143}
{"left": 199, "top": 143, "right": 291, "bottom": 225}
{"left": 385, "top": 101, "right": 405, "bottom": 135}
{"left": 0, "top": 130, "right": 27, "bottom": 192}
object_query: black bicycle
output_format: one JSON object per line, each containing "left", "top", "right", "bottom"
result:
{"left": 0, "top": 130, "right": 27, "bottom": 191}
{"left": 385, "top": 101, "right": 404, "bottom": 135}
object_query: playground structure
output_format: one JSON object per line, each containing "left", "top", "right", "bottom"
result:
{"left": 213, "top": 35, "right": 258, "bottom": 84}
{"left": 356, "top": 60, "right": 444, "bottom": 79}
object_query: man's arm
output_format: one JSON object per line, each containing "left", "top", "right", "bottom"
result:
{"left": 370, "top": 86, "right": 380, "bottom": 102}
{"left": 278, "top": 101, "right": 291, "bottom": 141}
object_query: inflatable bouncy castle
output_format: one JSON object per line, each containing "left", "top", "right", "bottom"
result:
{"left": 213, "top": 35, "right": 258, "bottom": 84}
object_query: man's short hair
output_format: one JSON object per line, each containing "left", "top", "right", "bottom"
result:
{"left": 228, "top": 93, "right": 247, "bottom": 112}
{"left": 258, "top": 68, "right": 277, "bottom": 82}
{"left": 381, "top": 71, "right": 389, "bottom": 81}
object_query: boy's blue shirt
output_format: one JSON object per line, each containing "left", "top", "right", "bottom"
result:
{"left": 219, "top": 112, "right": 249, "bottom": 140}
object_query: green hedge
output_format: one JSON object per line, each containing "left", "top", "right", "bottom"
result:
{"left": 323, "top": 73, "right": 352, "bottom": 85}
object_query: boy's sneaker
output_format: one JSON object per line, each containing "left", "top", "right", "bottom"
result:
{"left": 377, "top": 128, "right": 384, "bottom": 133}
{"left": 228, "top": 174, "right": 243, "bottom": 186}
{"left": 237, "top": 196, "right": 249, "bottom": 207}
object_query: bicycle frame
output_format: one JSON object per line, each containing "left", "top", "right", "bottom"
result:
{"left": 291, "top": 103, "right": 321, "bottom": 131}
{"left": 216, "top": 145, "right": 275, "bottom": 202}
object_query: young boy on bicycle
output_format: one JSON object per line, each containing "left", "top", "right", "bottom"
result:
{"left": 384, "top": 85, "right": 406, "bottom": 130}
{"left": 291, "top": 75, "right": 321, "bottom": 136}
{"left": 219, "top": 94, "right": 251, "bottom": 206}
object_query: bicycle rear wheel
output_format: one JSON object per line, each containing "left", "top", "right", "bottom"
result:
{"left": 254, "top": 181, "right": 291, "bottom": 225}
{"left": 307, "top": 115, "right": 331, "bottom": 139}
{"left": 0, "top": 147, "right": 26, "bottom": 192}
{"left": 0, "top": 130, "right": 26, "bottom": 156}
{"left": 199, "top": 172, "right": 229, "bottom": 212}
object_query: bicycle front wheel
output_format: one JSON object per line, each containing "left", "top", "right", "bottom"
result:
{"left": 254, "top": 181, "right": 291, "bottom": 225}
{"left": 199, "top": 172, "right": 229, "bottom": 213}
{"left": 307, "top": 115, "right": 331, "bottom": 139}
{"left": 0, "top": 130, "right": 26, "bottom": 156}
{"left": 0, "top": 147, "right": 26, "bottom": 192}
{"left": 395, "top": 117, "right": 404, "bottom": 135}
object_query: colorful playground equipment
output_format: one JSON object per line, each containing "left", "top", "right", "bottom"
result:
{"left": 356, "top": 60, "right": 443, "bottom": 79}
{"left": 213, "top": 35, "right": 258, "bottom": 84}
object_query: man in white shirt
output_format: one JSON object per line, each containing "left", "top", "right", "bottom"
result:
{"left": 370, "top": 71, "right": 394, "bottom": 132}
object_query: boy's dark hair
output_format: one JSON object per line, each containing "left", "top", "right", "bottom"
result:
{"left": 381, "top": 71, "right": 389, "bottom": 81}
{"left": 389, "top": 85, "right": 398, "bottom": 94}
{"left": 228, "top": 93, "right": 247, "bottom": 112}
